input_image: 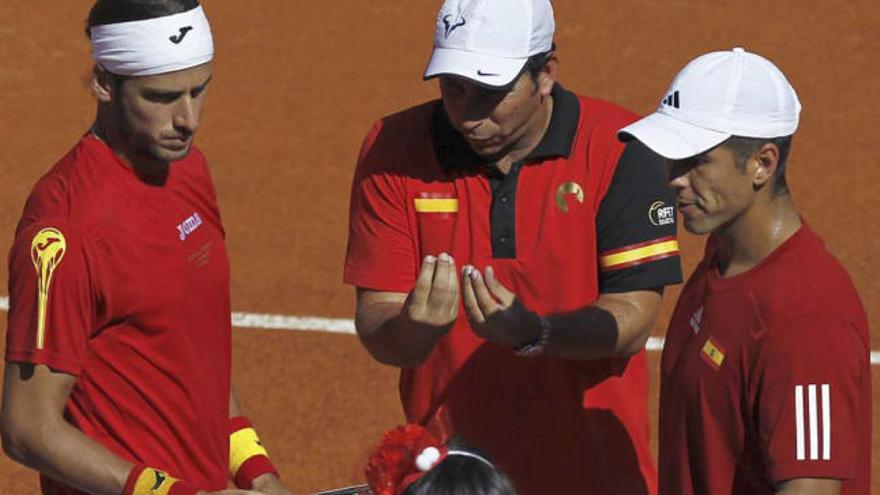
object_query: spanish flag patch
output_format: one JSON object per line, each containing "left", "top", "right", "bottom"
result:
{"left": 599, "top": 235, "right": 679, "bottom": 272}
{"left": 701, "top": 337, "right": 726, "bottom": 370}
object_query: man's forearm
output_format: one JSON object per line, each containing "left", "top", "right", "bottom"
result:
{"left": 775, "top": 478, "right": 840, "bottom": 495}
{"left": 3, "top": 414, "right": 133, "bottom": 495}
{"left": 356, "top": 301, "right": 446, "bottom": 368}
{"left": 543, "top": 291, "right": 659, "bottom": 360}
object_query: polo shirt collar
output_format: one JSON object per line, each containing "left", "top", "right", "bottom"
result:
{"left": 432, "top": 83, "right": 581, "bottom": 171}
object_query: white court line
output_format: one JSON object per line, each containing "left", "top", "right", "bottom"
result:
{"left": 646, "top": 337, "right": 664, "bottom": 351}
{"left": 232, "top": 311, "right": 355, "bottom": 334}
{"left": 1, "top": 296, "right": 878, "bottom": 364}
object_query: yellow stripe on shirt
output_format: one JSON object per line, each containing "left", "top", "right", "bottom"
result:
{"left": 599, "top": 239, "right": 679, "bottom": 270}
{"left": 414, "top": 198, "right": 459, "bottom": 213}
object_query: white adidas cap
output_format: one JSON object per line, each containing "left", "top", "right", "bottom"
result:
{"left": 618, "top": 47, "right": 802, "bottom": 159}
{"left": 423, "top": 0, "right": 555, "bottom": 88}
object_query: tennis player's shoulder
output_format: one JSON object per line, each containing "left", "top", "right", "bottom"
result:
{"left": 359, "top": 100, "right": 438, "bottom": 171}
{"left": 759, "top": 227, "right": 866, "bottom": 342}
{"left": 379, "top": 99, "right": 437, "bottom": 137}
{"left": 23, "top": 139, "right": 89, "bottom": 223}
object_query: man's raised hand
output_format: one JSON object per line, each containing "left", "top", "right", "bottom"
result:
{"left": 404, "top": 253, "right": 460, "bottom": 335}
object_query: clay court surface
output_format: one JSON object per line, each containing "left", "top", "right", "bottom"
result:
{"left": 0, "top": 1, "right": 878, "bottom": 493}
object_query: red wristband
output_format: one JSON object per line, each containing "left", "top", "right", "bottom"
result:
{"left": 229, "top": 416, "right": 278, "bottom": 489}
{"left": 123, "top": 465, "right": 146, "bottom": 495}
{"left": 234, "top": 454, "right": 278, "bottom": 489}
{"left": 124, "top": 464, "right": 200, "bottom": 495}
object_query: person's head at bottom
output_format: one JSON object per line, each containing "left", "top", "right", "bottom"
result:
{"left": 618, "top": 47, "right": 801, "bottom": 237}
{"left": 365, "top": 425, "right": 516, "bottom": 495}
{"left": 86, "top": 0, "right": 215, "bottom": 174}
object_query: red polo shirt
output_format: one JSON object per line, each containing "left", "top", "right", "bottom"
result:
{"left": 6, "top": 134, "right": 232, "bottom": 493}
{"left": 345, "top": 84, "right": 682, "bottom": 494}
{"left": 659, "top": 224, "right": 871, "bottom": 494}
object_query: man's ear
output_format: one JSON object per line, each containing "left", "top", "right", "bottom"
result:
{"left": 90, "top": 65, "right": 114, "bottom": 103}
{"left": 751, "top": 142, "right": 780, "bottom": 189}
{"left": 537, "top": 53, "right": 559, "bottom": 97}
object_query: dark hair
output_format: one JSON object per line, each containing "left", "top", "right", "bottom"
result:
{"left": 724, "top": 135, "right": 793, "bottom": 195}
{"left": 404, "top": 440, "right": 517, "bottom": 495}
{"left": 86, "top": 0, "right": 199, "bottom": 38}
{"left": 524, "top": 43, "right": 556, "bottom": 85}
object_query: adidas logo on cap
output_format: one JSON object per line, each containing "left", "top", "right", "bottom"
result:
{"left": 662, "top": 90, "right": 680, "bottom": 109}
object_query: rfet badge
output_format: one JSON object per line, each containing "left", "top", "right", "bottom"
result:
{"left": 30, "top": 228, "right": 66, "bottom": 350}
{"left": 649, "top": 200, "right": 675, "bottom": 226}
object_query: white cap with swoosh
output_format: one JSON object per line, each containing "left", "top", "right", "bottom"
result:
{"left": 423, "top": 0, "right": 555, "bottom": 88}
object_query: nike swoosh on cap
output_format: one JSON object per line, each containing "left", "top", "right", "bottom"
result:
{"left": 476, "top": 70, "right": 499, "bottom": 76}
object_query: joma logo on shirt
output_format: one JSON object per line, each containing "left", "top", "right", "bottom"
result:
{"left": 30, "top": 227, "right": 67, "bottom": 350}
{"left": 177, "top": 212, "right": 203, "bottom": 241}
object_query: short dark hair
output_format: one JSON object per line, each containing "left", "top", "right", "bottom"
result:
{"left": 524, "top": 43, "right": 556, "bottom": 85}
{"left": 86, "top": 0, "right": 199, "bottom": 38}
{"left": 724, "top": 135, "right": 793, "bottom": 195}
{"left": 404, "top": 439, "right": 517, "bottom": 495}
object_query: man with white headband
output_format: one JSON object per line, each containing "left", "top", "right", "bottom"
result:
{"left": 2, "top": 2, "right": 291, "bottom": 494}
{"left": 345, "top": 0, "right": 682, "bottom": 493}
{"left": 618, "top": 48, "right": 871, "bottom": 494}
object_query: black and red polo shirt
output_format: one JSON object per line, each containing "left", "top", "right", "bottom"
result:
{"left": 345, "top": 84, "right": 682, "bottom": 495}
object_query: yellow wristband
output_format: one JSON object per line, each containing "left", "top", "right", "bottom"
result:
{"left": 229, "top": 426, "right": 270, "bottom": 476}
{"left": 129, "top": 466, "right": 194, "bottom": 495}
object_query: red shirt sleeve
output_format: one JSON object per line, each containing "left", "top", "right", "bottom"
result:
{"left": 754, "top": 313, "right": 868, "bottom": 483}
{"left": 6, "top": 221, "right": 97, "bottom": 375}
{"left": 343, "top": 119, "right": 418, "bottom": 293}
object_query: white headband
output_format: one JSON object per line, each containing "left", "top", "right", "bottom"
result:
{"left": 415, "top": 447, "right": 495, "bottom": 472}
{"left": 447, "top": 449, "right": 494, "bottom": 469}
{"left": 90, "top": 5, "right": 214, "bottom": 77}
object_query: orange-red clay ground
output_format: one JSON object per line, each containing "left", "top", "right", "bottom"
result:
{"left": 0, "top": 1, "right": 877, "bottom": 493}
